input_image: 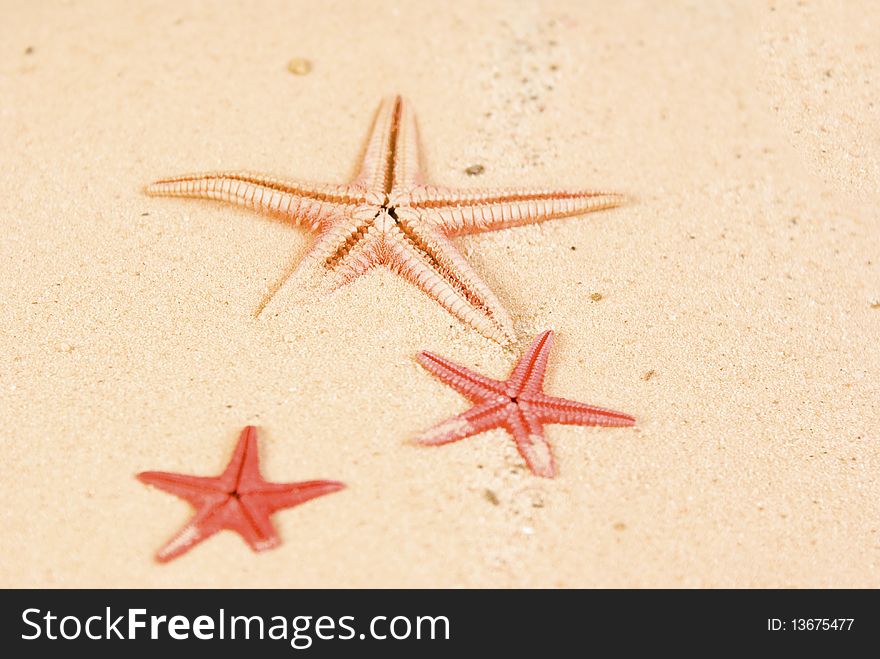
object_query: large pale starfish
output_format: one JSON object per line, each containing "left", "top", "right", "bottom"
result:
{"left": 415, "top": 330, "right": 635, "bottom": 477}
{"left": 146, "top": 96, "right": 624, "bottom": 343}
{"left": 138, "top": 426, "right": 344, "bottom": 562}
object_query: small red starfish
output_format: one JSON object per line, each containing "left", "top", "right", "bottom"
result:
{"left": 414, "top": 330, "right": 635, "bottom": 478}
{"left": 137, "top": 426, "right": 345, "bottom": 562}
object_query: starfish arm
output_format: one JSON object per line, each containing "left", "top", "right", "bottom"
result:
{"left": 243, "top": 480, "right": 346, "bottom": 513}
{"left": 145, "top": 171, "right": 362, "bottom": 231}
{"left": 153, "top": 498, "right": 229, "bottom": 563}
{"left": 137, "top": 471, "right": 227, "bottom": 503}
{"left": 414, "top": 400, "right": 509, "bottom": 446}
{"left": 255, "top": 210, "right": 381, "bottom": 317}
{"left": 355, "top": 96, "right": 401, "bottom": 194}
{"left": 506, "top": 330, "right": 555, "bottom": 397}
{"left": 387, "top": 214, "right": 515, "bottom": 343}
{"left": 215, "top": 425, "right": 260, "bottom": 490}
{"left": 411, "top": 187, "right": 626, "bottom": 236}
{"left": 530, "top": 392, "right": 636, "bottom": 427}
{"left": 389, "top": 96, "right": 423, "bottom": 192}
{"left": 417, "top": 350, "right": 508, "bottom": 401}
{"left": 227, "top": 498, "right": 282, "bottom": 553}
{"left": 317, "top": 212, "right": 389, "bottom": 290}
{"left": 506, "top": 406, "right": 556, "bottom": 478}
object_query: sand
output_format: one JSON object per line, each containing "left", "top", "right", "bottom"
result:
{"left": 0, "top": 0, "right": 877, "bottom": 588}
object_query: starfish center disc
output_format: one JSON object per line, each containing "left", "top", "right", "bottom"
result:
{"left": 374, "top": 208, "right": 397, "bottom": 231}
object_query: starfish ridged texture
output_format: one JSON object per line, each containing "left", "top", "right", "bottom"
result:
{"left": 137, "top": 426, "right": 344, "bottom": 562}
{"left": 415, "top": 330, "right": 635, "bottom": 477}
{"left": 146, "top": 96, "right": 624, "bottom": 343}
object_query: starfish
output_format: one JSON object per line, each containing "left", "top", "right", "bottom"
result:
{"left": 414, "top": 330, "right": 635, "bottom": 477}
{"left": 137, "top": 426, "right": 344, "bottom": 562}
{"left": 146, "top": 96, "right": 625, "bottom": 343}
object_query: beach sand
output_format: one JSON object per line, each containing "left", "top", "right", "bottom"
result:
{"left": 0, "top": 0, "right": 877, "bottom": 587}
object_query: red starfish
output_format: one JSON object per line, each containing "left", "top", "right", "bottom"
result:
{"left": 146, "top": 96, "right": 625, "bottom": 344}
{"left": 414, "top": 330, "right": 635, "bottom": 478}
{"left": 137, "top": 426, "right": 345, "bottom": 562}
